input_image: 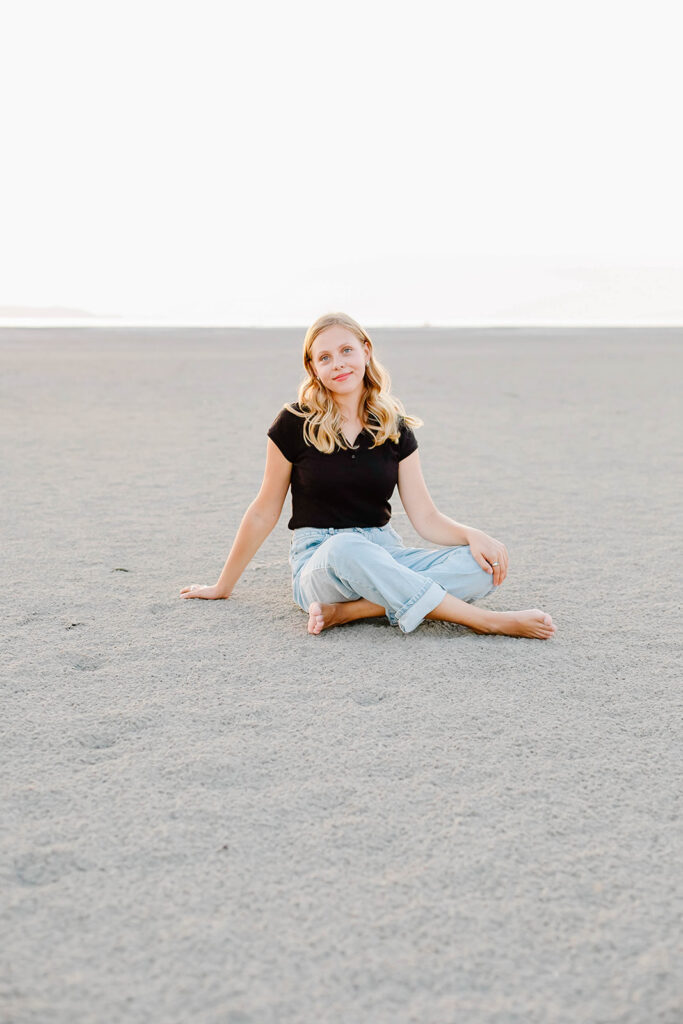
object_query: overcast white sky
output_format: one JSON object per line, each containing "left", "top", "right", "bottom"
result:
{"left": 1, "top": 0, "right": 682, "bottom": 325}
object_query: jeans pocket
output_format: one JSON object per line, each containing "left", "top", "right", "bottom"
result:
{"left": 290, "top": 529, "right": 326, "bottom": 567}
{"left": 385, "top": 524, "right": 404, "bottom": 546}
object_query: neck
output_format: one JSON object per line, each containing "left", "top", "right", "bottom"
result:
{"left": 333, "top": 389, "right": 364, "bottom": 422}
{"left": 336, "top": 404, "right": 362, "bottom": 423}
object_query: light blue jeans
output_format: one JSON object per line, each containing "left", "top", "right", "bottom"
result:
{"left": 290, "top": 523, "right": 497, "bottom": 634}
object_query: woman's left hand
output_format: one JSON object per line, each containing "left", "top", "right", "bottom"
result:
{"left": 465, "top": 528, "right": 509, "bottom": 586}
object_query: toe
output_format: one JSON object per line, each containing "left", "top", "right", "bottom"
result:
{"left": 309, "top": 612, "right": 324, "bottom": 635}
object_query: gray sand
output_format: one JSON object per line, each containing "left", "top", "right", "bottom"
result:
{"left": 2, "top": 327, "right": 682, "bottom": 1024}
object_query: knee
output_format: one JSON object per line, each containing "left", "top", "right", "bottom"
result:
{"left": 464, "top": 546, "right": 499, "bottom": 600}
{"left": 323, "top": 532, "right": 365, "bottom": 568}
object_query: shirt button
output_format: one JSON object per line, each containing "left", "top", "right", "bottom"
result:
{"left": 351, "top": 454, "right": 356, "bottom": 459}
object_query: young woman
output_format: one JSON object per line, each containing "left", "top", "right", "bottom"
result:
{"left": 180, "top": 313, "right": 556, "bottom": 640}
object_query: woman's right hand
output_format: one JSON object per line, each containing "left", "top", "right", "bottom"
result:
{"left": 179, "top": 583, "right": 229, "bottom": 600}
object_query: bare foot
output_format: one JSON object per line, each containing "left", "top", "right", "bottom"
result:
{"left": 307, "top": 598, "right": 386, "bottom": 634}
{"left": 474, "top": 608, "right": 557, "bottom": 639}
{"left": 307, "top": 602, "right": 345, "bottom": 634}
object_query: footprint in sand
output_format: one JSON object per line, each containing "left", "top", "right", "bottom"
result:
{"left": 77, "top": 733, "right": 117, "bottom": 750}
{"left": 69, "top": 655, "right": 102, "bottom": 672}
{"left": 352, "top": 690, "right": 388, "bottom": 707}
{"left": 14, "top": 850, "right": 90, "bottom": 887}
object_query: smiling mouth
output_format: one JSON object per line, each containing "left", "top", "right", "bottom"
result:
{"left": 333, "top": 372, "right": 352, "bottom": 380}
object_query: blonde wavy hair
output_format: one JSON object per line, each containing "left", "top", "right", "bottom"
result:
{"left": 283, "top": 312, "right": 423, "bottom": 454}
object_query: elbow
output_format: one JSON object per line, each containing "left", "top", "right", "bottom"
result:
{"left": 412, "top": 507, "right": 440, "bottom": 539}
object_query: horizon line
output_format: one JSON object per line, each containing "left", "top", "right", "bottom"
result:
{"left": 1, "top": 320, "right": 682, "bottom": 330}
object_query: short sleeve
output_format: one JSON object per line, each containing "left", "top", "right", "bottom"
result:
{"left": 267, "top": 406, "right": 302, "bottom": 463}
{"left": 397, "top": 420, "right": 418, "bottom": 461}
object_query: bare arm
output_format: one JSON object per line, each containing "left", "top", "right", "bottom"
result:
{"left": 397, "top": 450, "right": 472, "bottom": 544}
{"left": 180, "top": 439, "right": 292, "bottom": 599}
{"left": 397, "top": 450, "right": 509, "bottom": 585}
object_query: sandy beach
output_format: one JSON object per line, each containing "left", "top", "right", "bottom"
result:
{"left": 2, "top": 326, "right": 681, "bottom": 1023}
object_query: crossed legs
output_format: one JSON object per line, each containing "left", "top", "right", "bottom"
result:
{"left": 307, "top": 594, "right": 556, "bottom": 639}
{"left": 299, "top": 533, "right": 556, "bottom": 640}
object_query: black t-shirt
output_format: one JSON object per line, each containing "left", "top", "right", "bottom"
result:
{"left": 267, "top": 403, "right": 418, "bottom": 529}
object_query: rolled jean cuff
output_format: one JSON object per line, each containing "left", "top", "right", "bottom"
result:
{"left": 394, "top": 580, "right": 447, "bottom": 634}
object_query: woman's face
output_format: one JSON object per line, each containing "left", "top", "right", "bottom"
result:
{"left": 309, "top": 326, "right": 370, "bottom": 402}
